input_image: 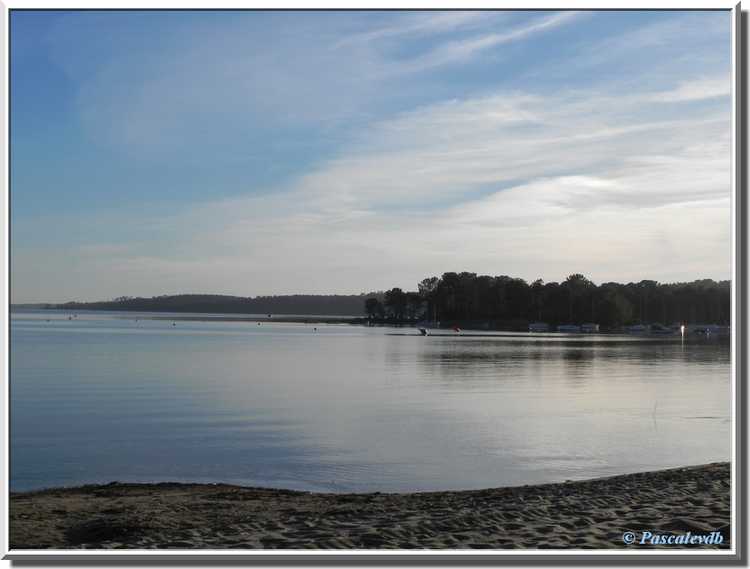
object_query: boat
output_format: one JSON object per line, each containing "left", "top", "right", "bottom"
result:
{"left": 626, "top": 323, "right": 677, "bottom": 336}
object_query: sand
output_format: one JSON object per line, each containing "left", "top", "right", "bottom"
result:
{"left": 9, "top": 462, "right": 730, "bottom": 550}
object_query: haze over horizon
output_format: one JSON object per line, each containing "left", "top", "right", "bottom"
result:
{"left": 11, "top": 10, "right": 732, "bottom": 304}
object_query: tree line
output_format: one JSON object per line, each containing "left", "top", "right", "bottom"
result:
{"left": 52, "top": 293, "right": 382, "bottom": 316}
{"left": 364, "top": 273, "right": 730, "bottom": 330}
{"left": 43, "top": 275, "right": 730, "bottom": 330}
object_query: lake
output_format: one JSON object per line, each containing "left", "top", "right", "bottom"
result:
{"left": 10, "top": 309, "right": 731, "bottom": 493}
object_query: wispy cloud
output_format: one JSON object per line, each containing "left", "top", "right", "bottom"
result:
{"left": 64, "top": 11, "right": 585, "bottom": 153}
{"left": 651, "top": 75, "right": 730, "bottom": 102}
{"left": 15, "top": 70, "right": 730, "bottom": 301}
{"left": 10, "top": 10, "right": 732, "bottom": 302}
{"left": 562, "top": 11, "right": 728, "bottom": 75}
{"left": 394, "top": 11, "right": 584, "bottom": 72}
{"left": 335, "top": 11, "right": 491, "bottom": 47}
{"left": 286, "top": 85, "right": 728, "bottom": 213}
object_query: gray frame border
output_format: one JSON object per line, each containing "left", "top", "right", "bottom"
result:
{"left": 2, "top": 4, "right": 746, "bottom": 566}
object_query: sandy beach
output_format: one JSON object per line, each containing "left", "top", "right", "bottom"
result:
{"left": 9, "top": 462, "right": 730, "bottom": 550}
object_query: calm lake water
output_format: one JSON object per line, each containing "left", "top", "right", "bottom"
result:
{"left": 10, "top": 310, "right": 731, "bottom": 493}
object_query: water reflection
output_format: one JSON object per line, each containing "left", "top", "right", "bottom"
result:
{"left": 11, "top": 311, "right": 731, "bottom": 493}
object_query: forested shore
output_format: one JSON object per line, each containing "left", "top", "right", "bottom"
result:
{"left": 31, "top": 273, "right": 729, "bottom": 330}
{"left": 365, "top": 273, "right": 729, "bottom": 330}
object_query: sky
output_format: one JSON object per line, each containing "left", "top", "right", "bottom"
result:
{"left": 10, "top": 9, "right": 733, "bottom": 303}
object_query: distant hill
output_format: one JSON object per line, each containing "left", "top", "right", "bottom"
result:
{"left": 43, "top": 293, "right": 383, "bottom": 316}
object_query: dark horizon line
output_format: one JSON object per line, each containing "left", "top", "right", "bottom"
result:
{"left": 10, "top": 274, "right": 733, "bottom": 307}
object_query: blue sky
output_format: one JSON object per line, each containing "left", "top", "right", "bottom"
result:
{"left": 11, "top": 10, "right": 732, "bottom": 302}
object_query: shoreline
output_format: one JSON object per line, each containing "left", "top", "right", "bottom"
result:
{"left": 10, "top": 462, "right": 730, "bottom": 550}
{"left": 13, "top": 310, "right": 730, "bottom": 339}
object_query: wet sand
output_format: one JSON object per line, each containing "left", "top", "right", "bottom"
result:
{"left": 10, "top": 462, "right": 730, "bottom": 550}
